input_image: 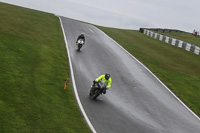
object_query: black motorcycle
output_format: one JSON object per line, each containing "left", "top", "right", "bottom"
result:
{"left": 76, "top": 39, "right": 84, "bottom": 51}
{"left": 89, "top": 81, "right": 106, "bottom": 100}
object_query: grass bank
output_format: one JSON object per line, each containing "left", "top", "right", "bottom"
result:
{"left": 0, "top": 2, "right": 90, "bottom": 133}
{"left": 96, "top": 26, "right": 200, "bottom": 117}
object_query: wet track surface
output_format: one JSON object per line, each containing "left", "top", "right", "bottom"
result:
{"left": 60, "top": 17, "right": 200, "bottom": 133}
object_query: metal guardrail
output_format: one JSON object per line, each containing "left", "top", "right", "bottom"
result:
{"left": 139, "top": 28, "right": 191, "bottom": 34}
{"left": 139, "top": 28, "right": 200, "bottom": 56}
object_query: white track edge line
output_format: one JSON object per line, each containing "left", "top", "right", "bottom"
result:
{"left": 59, "top": 17, "right": 97, "bottom": 133}
{"left": 98, "top": 27, "right": 200, "bottom": 121}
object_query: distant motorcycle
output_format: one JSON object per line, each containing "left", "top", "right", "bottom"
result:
{"left": 76, "top": 39, "right": 84, "bottom": 51}
{"left": 89, "top": 81, "right": 106, "bottom": 100}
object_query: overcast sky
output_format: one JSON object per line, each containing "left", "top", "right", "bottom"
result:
{"left": 1, "top": 0, "right": 200, "bottom": 32}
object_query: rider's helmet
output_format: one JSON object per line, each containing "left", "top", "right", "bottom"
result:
{"left": 81, "top": 32, "right": 84, "bottom": 35}
{"left": 105, "top": 73, "right": 110, "bottom": 80}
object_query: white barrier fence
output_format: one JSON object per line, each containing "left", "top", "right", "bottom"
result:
{"left": 143, "top": 29, "right": 200, "bottom": 56}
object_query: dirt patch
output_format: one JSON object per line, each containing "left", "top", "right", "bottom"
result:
{"left": 178, "top": 35, "right": 189, "bottom": 39}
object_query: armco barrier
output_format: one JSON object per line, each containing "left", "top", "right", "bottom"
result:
{"left": 140, "top": 28, "right": 190, "bottom": 34}
{"left": 142, "top": 29, "right": 200, "bottom": 56}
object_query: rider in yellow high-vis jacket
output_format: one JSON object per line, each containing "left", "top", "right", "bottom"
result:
{"left": 95, "top": 73, "right": 112, "bottom": 89}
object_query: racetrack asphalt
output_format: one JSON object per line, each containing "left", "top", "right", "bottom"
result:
{"left": 60, "top": 16, "right": 200, "bottom": 133}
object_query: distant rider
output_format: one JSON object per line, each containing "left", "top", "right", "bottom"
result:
{"left": 92, "top": 73, "right": 112, "bottom": 94}
{"left": 76, "top": 33, "right": 85, "bottom": 43}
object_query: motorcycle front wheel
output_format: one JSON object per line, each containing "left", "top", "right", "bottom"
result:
{"left": 92, "top": 90, "right": 101, "bottom": 100}
{"left": 77, "top": 44, "right": 82, "bottom": 51}
{"left": 89, "top": 89, "right": 93, "bottom": 96}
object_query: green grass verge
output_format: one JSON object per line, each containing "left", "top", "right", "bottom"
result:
{"left": 0, "top": 2, "right": 90, "bottom": 133}
{"left": 96, "top": 26, "right": 200, "bottom": 117}
{"left": 157, "top": 32, "right": 200, "bottom": 47}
